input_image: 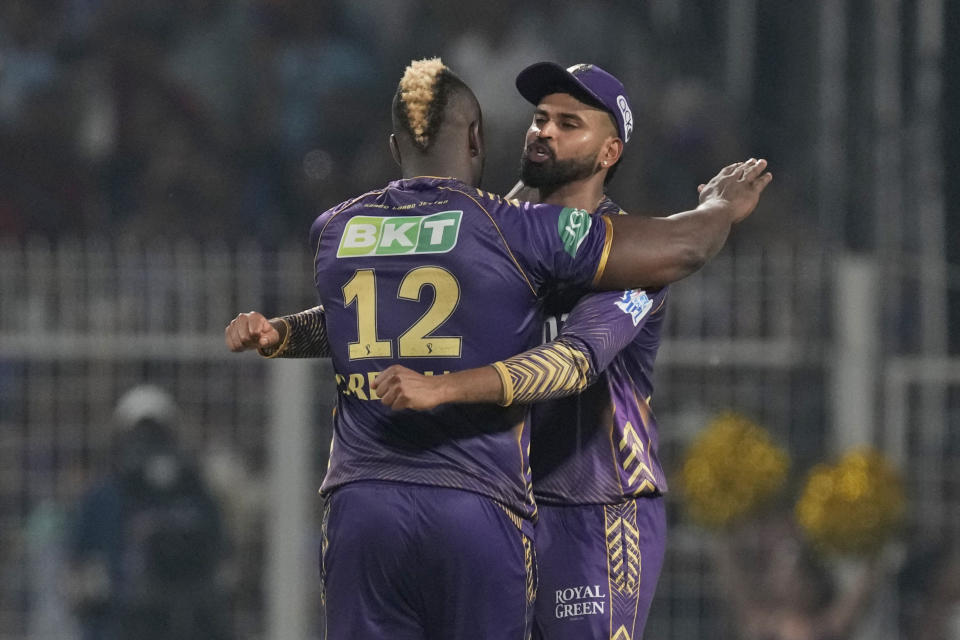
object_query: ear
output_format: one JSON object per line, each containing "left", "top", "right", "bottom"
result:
{"left": 468, "top": 120, "right": 483, "bottom": 158}
{"left": 600, "top": 137, "right": 623, "bottom": 168}
{"left": 389, "top": 134, "right": 402, "bottom": 167}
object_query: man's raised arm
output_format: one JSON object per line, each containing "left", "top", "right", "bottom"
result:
{"left": 596, "top": 158, "right": 771, "bottom": 289}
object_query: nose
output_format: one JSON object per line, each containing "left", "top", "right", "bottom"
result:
{"left": 533, "top": 119, "right": 555, "bottom": 139}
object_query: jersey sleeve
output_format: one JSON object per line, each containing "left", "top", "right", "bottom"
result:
{"left": 258, "top": 306, "right": 332, "bottom": 359}
{"left": 492, "top": 287, "right": 667, "bottom": 406}
{"left": 498, "top": 199, "right": 613, "bottom": 293}
{"left": 560, "top": 286, "right": 668, "bottom": 375}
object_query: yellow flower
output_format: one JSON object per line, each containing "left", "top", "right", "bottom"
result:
{"left": 795, "top": 448, "right": 905, "bottom": 555}
{"left": 680, "top": 412, "right": 790, "bottom": 529}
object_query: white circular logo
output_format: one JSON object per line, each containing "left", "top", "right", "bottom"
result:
{"left": 616, "top": 95, "right": 633, "bottom": 142}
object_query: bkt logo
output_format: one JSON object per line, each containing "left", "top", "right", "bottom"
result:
{"left": 337, "top": 211, "right": 462, "bottom": 257}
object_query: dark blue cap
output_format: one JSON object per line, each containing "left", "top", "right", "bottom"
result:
{"left": 516, "top": 62, "right": 634, "bottom": 143}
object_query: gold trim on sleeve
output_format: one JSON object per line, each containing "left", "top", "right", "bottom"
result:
{"left": 591, "top": 215, "right": 615, "bottom": 287}
{"left": 258, "top": 316, "right": 292, "bottom": 359}
{"left": 492, "top": 361, "right": 514, "bottom": 407}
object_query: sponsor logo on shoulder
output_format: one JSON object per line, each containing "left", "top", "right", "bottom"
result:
{"left": 557, "top": 207, "right": 592, "bottom": 258}
{"left": 554, "top": 584, "right": 607, "bottom": 620}
{"left": 615, "top": 289, "right": 653, "bottom": 326}
{"left": 337, "top": 211, "right": 462, "bottom": 257}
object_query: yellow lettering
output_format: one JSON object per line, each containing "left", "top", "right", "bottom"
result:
{"left": 335, "top": 369, "right": 452, "bottom": 401}
{"left": 347, "top": 374, "right": 368, "bottom": 400}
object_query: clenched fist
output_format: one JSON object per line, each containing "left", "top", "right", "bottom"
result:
{"left": 225, "top": 311, "right": 281, "bottom": 352}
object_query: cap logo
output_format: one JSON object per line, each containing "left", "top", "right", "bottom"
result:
{"left": 617, "top": 95, "right": 633, "bottom": 142}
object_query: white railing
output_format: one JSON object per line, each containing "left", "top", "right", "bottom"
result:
{"left": 0, "top": 237, "right": 956, "bottom": 640}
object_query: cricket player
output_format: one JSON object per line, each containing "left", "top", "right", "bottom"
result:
{"left": 369, "top": 62, "right": 765, "bottom": 640}
{"left": 226, "top": 58, "right": 770, "bottom": 640}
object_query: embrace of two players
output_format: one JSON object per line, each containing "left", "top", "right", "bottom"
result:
{"left": 225, "top": 57, "right": 771, "bottom": 640}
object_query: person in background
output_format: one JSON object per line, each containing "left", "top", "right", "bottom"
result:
{"left": 65, "top": 385, "right": 231, "bottom": 640}
{"left": 712, "top": 510, "right": 890, "bottom": 640}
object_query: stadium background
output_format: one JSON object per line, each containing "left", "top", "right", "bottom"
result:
{"left": 1, "top": 0, "right": 958, "bottom": 638}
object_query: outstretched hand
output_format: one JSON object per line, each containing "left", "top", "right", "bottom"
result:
{"left": 225, "top": 311, "right": 280, "bottom": 352}
{"left": 372, "top": 365, "right": 448, "bottom": 410}
{"left": 698, "top": 158, "right": 773, "bottom": 224}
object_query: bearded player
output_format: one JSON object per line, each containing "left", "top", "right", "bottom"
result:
{"left": 227, "top": 59, "right": 770, "bottom": 640}
{"left": 511, "top": 62, "right": 671, "bottom": 640}
{"left": 373, "top": 62, "right": 752, "bottom": 640}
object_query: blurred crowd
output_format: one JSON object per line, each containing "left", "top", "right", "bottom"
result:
{"left": 0, "top": 0, "right": 805, "bottom": 244}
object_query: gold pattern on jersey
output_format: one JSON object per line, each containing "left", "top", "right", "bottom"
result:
{"left": 618, "top": 421, "right": 657, "bottom": 492}
{"left": 319, "top": 498, "right": 332, "bottom": 607}
{"left": 494, "top": 340, "right": 592, "bottom": 406}
{"left": 611, "top": 625, "right": 633, "bottom": 640}
{"left": 523, "top": 535, "right": 536, "bottom": 606}
{"left": 604, "top": 502, "right": 640, "bottom": 597}
{"left": 495, "top": 500, "right": 526, "bottom": 532}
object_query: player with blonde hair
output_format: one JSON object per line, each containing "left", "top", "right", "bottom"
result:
{"left": 227, "top": 58, "right": 770, "bottom": 639}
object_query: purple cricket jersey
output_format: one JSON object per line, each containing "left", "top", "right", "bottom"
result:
{"left": 530, "top": 197, "right": 669, "bottom": 506}
{"left": 310, "top": 176, "right": 612, "bottom": 534}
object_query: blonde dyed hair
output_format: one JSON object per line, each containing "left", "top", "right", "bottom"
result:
{"left": 399, "top": 58, "right": 445, "bottom": 146}
{"left": 393, "top": 57, "right": 473, "bottom": 151}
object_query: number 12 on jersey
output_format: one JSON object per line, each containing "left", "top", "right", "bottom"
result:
{"left": 341, "top": 267, "right": 462, "bottom": 360}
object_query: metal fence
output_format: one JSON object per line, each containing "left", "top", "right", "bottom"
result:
{"left": 0, "top": 237, "right": 955, "bottom": 639}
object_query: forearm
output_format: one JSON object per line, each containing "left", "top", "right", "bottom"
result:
{"left": 413, "top": 334, "right": 597, "bottom": 408}
{"left": 598, "top": 201, "right": 732, "bottom": 289}
{"left": 432, "top": 366, "right": 507, "bottom": 404}
{"left": 258, "top": 306, "right": 332, "bottom": 358}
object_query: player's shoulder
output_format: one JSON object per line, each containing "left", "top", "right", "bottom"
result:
{"left": 596, "top": 196, "right": 627, "bottom": 217}
{"left": 310, "top": 188, "right": 387, "bottom": 240}
{"left": 321, "top": 187, "right": 387, "bottom": 221}
{"left": 437, "top": 185, "right": 528, "bottom": 216}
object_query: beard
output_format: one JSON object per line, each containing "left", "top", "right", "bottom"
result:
{"left": 520, "top": 147, "right": 601, "bottom": 190}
